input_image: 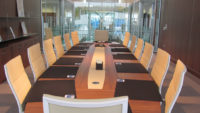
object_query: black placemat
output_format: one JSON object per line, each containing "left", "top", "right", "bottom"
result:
{"left": 115, "top": 63, "right": 148, "bottom": 73}
{"left": 23, "top": 80, "right": 75, "bottom": 108}
{"left": 111, "top": 48, "right": 130, "bottom": 52}
{"left": 40, "top": 66, "right": 78, "bottom": 78}
{"left": 94, "top": 41, "right": 109, "bottom": 43}
{"left": 75, "top": 43, "right": 93, "bottom": 47}
{"left": 109, "top": 44, "right": 124, "bottom": 47}
{"left": 54, "top": 57, "right": 83, "bottom": 65}
{"left": 69, "top": 46, "right": 89, "bottom": 51}
{"left": 64, "top": 51, "right": 87, "bottom": 55}
{"left": 115, "top": 80, "right": 162, "bottom": 101}
{"left": 77, "top": 43, "right": 93, "bottom": 45}
{"left": 113, "top": 54, "right": 137, "bottom": 60}
{"left": 95, "top": 44, "right": 105, "bottom": 47}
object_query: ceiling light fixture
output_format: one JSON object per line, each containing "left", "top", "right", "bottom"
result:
{"left": 84, "top": 0, "right": 86, "bottom": 3}
{"left": 119, "top": 0, "right": 121, "bottom": 3}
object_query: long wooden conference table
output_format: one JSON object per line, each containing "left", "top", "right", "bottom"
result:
{"left": 24, "top": 42, "right": 161, "bottom": 113}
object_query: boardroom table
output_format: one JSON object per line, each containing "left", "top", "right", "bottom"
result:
{"left": 24, "top": 42, "right": 161, "bottom": 113}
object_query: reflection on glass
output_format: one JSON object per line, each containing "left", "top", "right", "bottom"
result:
{"left": 41, "top": 0, "right": 162, "bottom": 46}
{"left": 73, "top": 2, "right": 130, "bottom": 42}
{"left": 42, "top": 0, "right": 61, "bottom": 37}
{"left": 130, "top": 0, "right": 161, "bottom": 51}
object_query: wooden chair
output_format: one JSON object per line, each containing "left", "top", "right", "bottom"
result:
{"left": 4, "top": 55, "right": 32, "bottom": 113}
{"left": 71, "top": 31, "right": 80, "bottom": 46}
{"left": 43, "top": 38, "right": 57, "bottom": 67}
{"left": 140, "top": 42, "right": 154, "bottom": 70}
{"left": 28, "top": 43, "right": 46, "bottom": 82}
{"left": 122, "top": 32, "right": 130, "bottom": 47}
{"left": 64, "top": 33, "right": 72, "bottom": 51}
{"left": 151, "top": 48, "right": 170, "bottom": 94}
{"left": 129, "top": 35, "right": 137, "bottom": 52}
{"left": 165, "top": 59, "right": 187, "bottom": 113}
{"left": 43, "top": 94, "right": 128, "bottom": 113}
{"left": 53, "top": 35, "right": 65, "bottom": 59}
{"left": 134, "top": 38, "right": 144, "bottom": 60}
{"left": 95, "top": 30, "right": 109, "bottom": 41}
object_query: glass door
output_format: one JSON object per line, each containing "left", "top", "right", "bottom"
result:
{"left": 130, "top": 0, "right": 162, "bottom": 51}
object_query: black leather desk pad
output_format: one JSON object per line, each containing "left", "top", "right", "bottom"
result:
{"left": 53, "top": 57, "right": 83, "bottom": 65}
{"left": 40, "top": 66, "right": 78, "bottom": 78}
{"left": 109, "top": 44, "right": 125, "bottom": 47}
{"left": 95, "top": 44, "right": 105, "bottom": 47}
{"left": 64, "top": 51, "right": 87, "bottom": 55}
{"left": 69, "top": 46, "right": 89, "bottom": 51}
{"left": 75, "top": 43, "right": 93, "bottom": 47}
{"left": 113, "top": 54, "right": 137, "bottom": 60}
{"left": 77, "top": 43, "right": 93, "bottom": 45}
{"left": 115, "top": 63, "right": 148, "bottom": 73}
{"left": 115, "top": 79, "right": 162, "bottom": 101}
{"left": 111, "top": 48, "right": 130, "bottom": 52}
{"left": 24, "top": 80, "right": 75, "bottom": 107}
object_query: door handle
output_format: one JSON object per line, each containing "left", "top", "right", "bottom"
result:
{"left": 163, "top": 24, "right": 168, "bottom": 31}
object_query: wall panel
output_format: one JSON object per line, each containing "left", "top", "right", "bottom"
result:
{"left": 0, "top": 0, "right": 42, "bottom": 83}
{"left": 159, "top": 0, "right": 200, "bottom": 78}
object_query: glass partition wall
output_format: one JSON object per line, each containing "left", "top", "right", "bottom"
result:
{"left": 41, "top": 0, "right": 161, "bottom": 50}
{"left": 130, "top": 0, "right": 161, "bottom": 50}
{"left": 73, "top": 2, "right": 130, "bottom": 42}
{"left": 42, "top": 0, "right": 131, "bottom": 43}
{"left": 42, "top": 0, "right": 62, "bottom": 37}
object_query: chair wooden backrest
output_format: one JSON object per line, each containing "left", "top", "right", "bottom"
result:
{"left": 140, "top": 42, "right": 154, "bottom": 70}
{"left": 95, "top": 30, "right": 109, "bottom": 41}
{"left": 45, "top": 28, "right": 53, "bottom": 39}
{"left": 28, "top": 43, "right": 46, "bottom": 82}
{"left": 165, "top": 60, "right": 187, "bottom": 113}
{"left": 4, "top": 55, "right": 31, "bottom": 113}
{"left": 122, "top": 32, "right": 130, "bottom": 47}
{"left": 134, "top": 38, "right": 144, "bottom": 60}
{"left": 43, "top": 38, "right": 57, "bottom": 67}
{"left": 64, "top": 33, "right": 72, "bottom": 50}
{"left": 71, "top": 31, "right": 79, "bottom": 46}
{"left": 53, "top": 35, "right": 65, "bottom": 59}
{"left": 151, "top": 48, "right": 170, "bottom": 94}
{"left": 129, "top": 35, "right": 137, "bottom": 52}
{"left": 43, "top": 94, "right": 128, "bottom": 113}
